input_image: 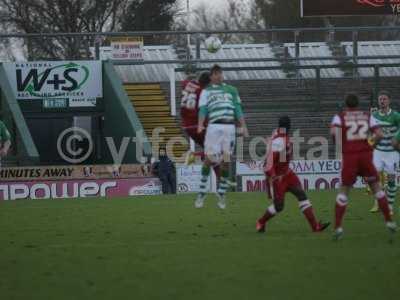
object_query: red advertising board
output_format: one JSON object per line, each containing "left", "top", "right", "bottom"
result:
{"left": 301, "top": 0, "right": 400, "bottom": 16}
{"left": 0, "top": 164, "right": 151, "bottom": 181}
{"left": 242, "top": 175, "right": 342, "bottom": 192}
{"left": 0, "top": 177, "right": 161, "bottom": 200}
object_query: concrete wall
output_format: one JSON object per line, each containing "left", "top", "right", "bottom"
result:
{"left": 102, "top": 61, "right": 152, "bottom": 164}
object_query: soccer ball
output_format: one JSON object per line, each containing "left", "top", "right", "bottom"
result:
{"left": 204, "top": 36, "right": 222, "bottom": 53}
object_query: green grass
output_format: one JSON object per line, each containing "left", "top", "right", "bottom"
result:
{"left": 0, "top": 190, "right": 399, "bottom": 300}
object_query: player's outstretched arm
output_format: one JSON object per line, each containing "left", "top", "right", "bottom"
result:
{"left": 330, "top": 114, "right": 341, "bottom": 143}
{"left": 237, "top": 117, "right": 249, "bottom": 137}
{"left": 369, "top": 128, "right": 383, "bottom": 146}
{"left": 233, "top": 94, "right": 248, "bottom": 137}
{"left": 197, "top": 115, "right": 206, "bottom": 134}
{"left": 370, "top": 115, "right": 383, "bottom": 145}
{"left": 392, "top": 130, "right": 400, "bottom": 151}
{"left": 197, "top": 89, "right": 208, "bottom": 134}
{"left": 265, "top": 137, "right": 286, "bottom": 180}
{"left": 392, "top": 139, "right": 400, "bottom": 151}
{"left": 330, "top": 127, "right": 340, "bottom": 138}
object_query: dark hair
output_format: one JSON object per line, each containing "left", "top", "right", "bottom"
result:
{"left": 210, "top": 64, "right": 222, "bottom": 75}
{"left": 378, "top": 90, "right": 391, "bottom": 99}
{"left": 345, "top": 93, "right": 359, "bottom": 108}
{"left": 198, "top": 71, "right": 210, "bottom": 86}
{"left": 278, "top": 115, "right": 291, "bottom": 131}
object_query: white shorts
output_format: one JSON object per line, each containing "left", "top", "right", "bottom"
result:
{"left": 204, "top": 124, "right": 236, "bottom": 162}
{"left": 373, "top": 149, "right": 399, "bottom": 175}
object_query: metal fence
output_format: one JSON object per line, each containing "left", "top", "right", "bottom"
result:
{"left": 3, "top": 26, "right": 400, "bottom": 113}
{"left": 171, "top": 62, "right": 400, "bottom": 115}
{"left": 1, "top": 25, "right": 400, "bottom": 61}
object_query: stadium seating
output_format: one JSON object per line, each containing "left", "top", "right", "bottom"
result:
{"left": 342, "top": 40, "right": 400, "bottom": 77}
{"left": 113, "top": 41, "right": 400, "bottom": 161}
{"left": 124, "top": 83, "right": 188, "bottom": 160}
{"left": 285, "top": 42, "right": 344, "bottom": 78}
{"left": 168, "top": 76, "right": 400, "bottom": 161}
{"left": 113, "top": 41, "right": 400, "bottom": 82}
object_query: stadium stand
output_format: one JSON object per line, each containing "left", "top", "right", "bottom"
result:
{"left": 169, "top": 76, "right": 400, "bottom": 160}
{"left": 285, "top": 42, "right": 344, "bottom": 78}
{"left": 123, "top": 83, "right": 188, "bottom": 159}
{"left": 343, "top": 40, "right": 400, "bottom": 77}
{"left": 111, "top": 45, "right": 185, "bottom": 82}
{"left": 195, "top": 43, "right": 287, "bottom": 80}
{"left": 111, "top": 41, "right": 400, "bottom": 161}
{"left": 113, "top": 41, "right": 400, "bottom": 82}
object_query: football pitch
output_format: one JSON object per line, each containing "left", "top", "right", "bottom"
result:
{"left": 0, "top": 190, "right": 399, "bottom": 300}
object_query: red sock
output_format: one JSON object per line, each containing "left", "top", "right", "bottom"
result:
{"left": 376, "top": 194, "right": 392, "bottom": 222}
{"left": 213, "top": 165, "right": 220, "bottom": 179}
{"left": 259, "top": 205, "right": 276, "bottom": 224}
{"left": 302, "top": 206, "right": 319, "bottom": 231}
{"left": 335, "top": 203, "right": 347, "bottom": 229}
{"left": 194, "top": 151, "right": 204, "bottom": 160}
{"left": 335, "top": 194, "right": 348, "bottom": 229}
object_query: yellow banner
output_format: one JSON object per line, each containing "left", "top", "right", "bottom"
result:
{"left": 0, "top": 164, "right": 152, "bottom": 181}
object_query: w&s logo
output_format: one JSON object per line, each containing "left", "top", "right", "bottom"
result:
{"left": 15, "top": 62, "right": 90, "bottom": 98}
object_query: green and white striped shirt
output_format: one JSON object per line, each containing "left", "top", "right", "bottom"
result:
{"left": 0, "top": 120, "right": 10, "bottom": 146}
{"left": 372, "top": 109, "right": 400, "bottom": 152}
{"left": 198, "top": 83, "right": 243, "bottom": 124}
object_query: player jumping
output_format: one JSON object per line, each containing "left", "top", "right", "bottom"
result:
{"left": 195, "top": 64, "right": 249, "bottom": 209}
{"left": 330, "top": 94, "right": 397, "bottom": 240}
{"left": 256, "top": 116, "right": 330, "bottom": 233}
{"left": 181, "top": 72, "right": 229, "bottom": 185}
{"left": 181, "top": 72, "right": 211, "bottom": 164}
{"left": 369, "top": 90, "right": 400, "bottom": 215}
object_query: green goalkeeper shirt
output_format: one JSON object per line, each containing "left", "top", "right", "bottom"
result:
{"left": 372, "top": 109, "right": 400, "bottom": 152}
{"left": 198, "top": 83, "right": 243, "bottom": 124}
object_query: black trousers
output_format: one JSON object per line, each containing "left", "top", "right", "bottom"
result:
{"left": 160, "top": 173, "right": 176, "bottom": 194}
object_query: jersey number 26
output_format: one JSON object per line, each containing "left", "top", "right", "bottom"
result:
{"left": 181, "top": 91, "right": 197, "bottom": 110}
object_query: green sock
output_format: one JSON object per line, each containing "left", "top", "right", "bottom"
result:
{"left": 386, "top": 180, "right": 396, "bottom": 206}
{"left": 217, "top": 169, "right": 229, "bottom": 195}
{"left": 199, "top": 165, "right": 211, "bottom": 194}
{"left": 221, "top": 169, "right": 229, "bottom": 178}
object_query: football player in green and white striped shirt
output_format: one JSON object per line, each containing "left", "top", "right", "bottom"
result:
{"left": 0, "top": 119, "right": 11, "bottom": 167}
{"left": 195, "top": 65, "right": 248, "bottom": 209}
{"left": 392, "top": 128, "right": 400, "bottom": 214}
{"left": 370, "top": 90, "right": 400, "bottom": 215}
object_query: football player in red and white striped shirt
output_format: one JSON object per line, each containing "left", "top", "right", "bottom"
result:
{"left": 181, "top": 72, "right": 210, "bottom": 163}
{"left": 256, "top": 116, "right": 330, "bottom": 233}
{"left": 330, "top": 94, "right": 397, "bottom": 240}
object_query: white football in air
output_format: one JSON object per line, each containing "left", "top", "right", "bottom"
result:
{"left": 204, "top": 36, "right": 222, "bottom": 53}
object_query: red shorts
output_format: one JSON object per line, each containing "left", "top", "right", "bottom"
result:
{"left": 341, "top": 151, "right": 378, "bottom": 186}
{"left": 184, "top": 127, "right": 205, "bottom": 147}
{"left": 266, "top": 170, "right": 302, "bottom": 201}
